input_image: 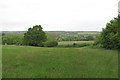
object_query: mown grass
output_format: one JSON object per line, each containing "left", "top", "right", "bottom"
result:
{"left": 2, "top": 45, "right": 118, "bottom": 78}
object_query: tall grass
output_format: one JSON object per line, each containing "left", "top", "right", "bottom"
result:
{"left": 2, "top": 45, "right": 118, "bottom": 78}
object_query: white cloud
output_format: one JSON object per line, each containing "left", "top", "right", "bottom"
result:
{"left": 0, "top": 0, "right": 119, "bottom": 31}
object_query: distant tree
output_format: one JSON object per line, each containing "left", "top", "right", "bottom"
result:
{"left": 23, "top": 25, "right": 47, "bottom": 46}
{"left": 85, "top": 35, "right": 94, "bottom": 41}
{"left": 2, "top": 34, "right": 23, "bottom": 45}
{"left": 73, "top": 43, "right": 77, "bottom": 46}
{"left": 44, "top": 40, "right": 58, "bottom": 47}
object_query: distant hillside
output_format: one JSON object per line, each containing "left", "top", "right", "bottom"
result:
{"left": 2, "top": 31, "right": 100, "bottom": 41}
{"left": 2, "top": 31, "right": 100, "bottom": 37}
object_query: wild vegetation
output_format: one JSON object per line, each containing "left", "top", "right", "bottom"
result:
{"left": 2, "top": 29, "right": 98, "bottom": 47}
{"left": 2, "top": 34, "right": 23, "bottom": 45}
{"left": 2, "top": 16, "right": 120, "bottom": 78}
{"left": 2, "top": 45, "right": 118, "bottom": 78}
{"left": 2, "top": 31, "right": 99, "bottom": 45}
{"left": 95, "top": 17, "right": 120, "bottom": 49}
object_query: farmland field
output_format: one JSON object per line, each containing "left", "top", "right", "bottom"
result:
{"left": 2, "top": 44, "right": 118, "bottom": 78}
{"left": 58, "top": 41, "right": 94, "bottom": 45}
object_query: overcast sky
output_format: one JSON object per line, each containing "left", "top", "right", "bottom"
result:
{"left": 0, "top": 0, "right": 119, "bottom": 31}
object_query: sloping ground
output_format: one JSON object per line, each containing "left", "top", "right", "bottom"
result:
{"left": 2, "top": 45, "right": 118, "bottom": 78}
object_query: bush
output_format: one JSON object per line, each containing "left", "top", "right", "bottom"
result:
{"left": 95, "top": 17, "right": 120, "bottom": 49}
{"left": 58, "top": 43, "right": 91, "bottom": 47}
{"left": 45, "top": 41, "right": 58, "bottom": 47}
{"left": 73, "top": 43, "right": 77, "bottom": 46}
{"left": 77, "top": 43, "right": 89, "bottom": 47}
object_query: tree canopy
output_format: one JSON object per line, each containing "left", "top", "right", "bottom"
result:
{"left": 23, "top": 25, "right": 47, "bottom": 46}
{"left": 95, "top": 17, "right": 120, "bottom": 49}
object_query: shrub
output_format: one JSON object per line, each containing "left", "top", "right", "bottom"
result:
{"left": 45, "top": 41, "right": 58, "bottom": 47}
{"left": 73, "top": 43, "right": 77, "bottom": 46}
{"left": 58, "top": 43, "right": 91, "bottom": 47}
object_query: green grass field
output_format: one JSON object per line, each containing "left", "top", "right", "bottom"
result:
{"left": 58, "top": 41, "right": 94, "bottom": 45}
{"left": 58, "top": 41, "right": 94, "bottom": 47}
{"left": 2, "top": 44, "right": 118, "bottom": 78}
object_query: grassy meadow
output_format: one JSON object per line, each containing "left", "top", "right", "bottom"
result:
{"left": 58, "top": 41, "right": 94, "bottom": 45}
{"left": 58, "top": 41, "right": 94, "bottom": 47}
{"left": 2, "top": 41, "right": 118, "bottom": 78}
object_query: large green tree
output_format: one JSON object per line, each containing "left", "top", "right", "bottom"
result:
{"left": 23, "top": 25, "right": 47, "bottom": 46}
{"left": 95, "top": 17, "right": 120, "bottom": 49}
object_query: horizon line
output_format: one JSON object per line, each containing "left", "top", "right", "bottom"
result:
{"left": 0, "top": 30, "right": 102, "bottom": 32}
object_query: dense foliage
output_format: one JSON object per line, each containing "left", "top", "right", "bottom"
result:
{"left": 2, "top": 34, "right": 23, "bottom": 45}
{"left": 23, "top": 25, "right": 47, "bottom": 46}
{"left": 95, "top": 17, "right": 120, "bottom": 49}
{"left": 44, "top": 41, "right": 58, "bottom": 47}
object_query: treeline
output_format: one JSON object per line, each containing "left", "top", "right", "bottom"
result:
{"left": 2, "top": 26, "right": 96, "bottom": 46}
{"left": 2, "top": 33, "right": 94, "bottom": 46}
{"left": 2, "top": 34, "right": 23, "bottom": 45}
